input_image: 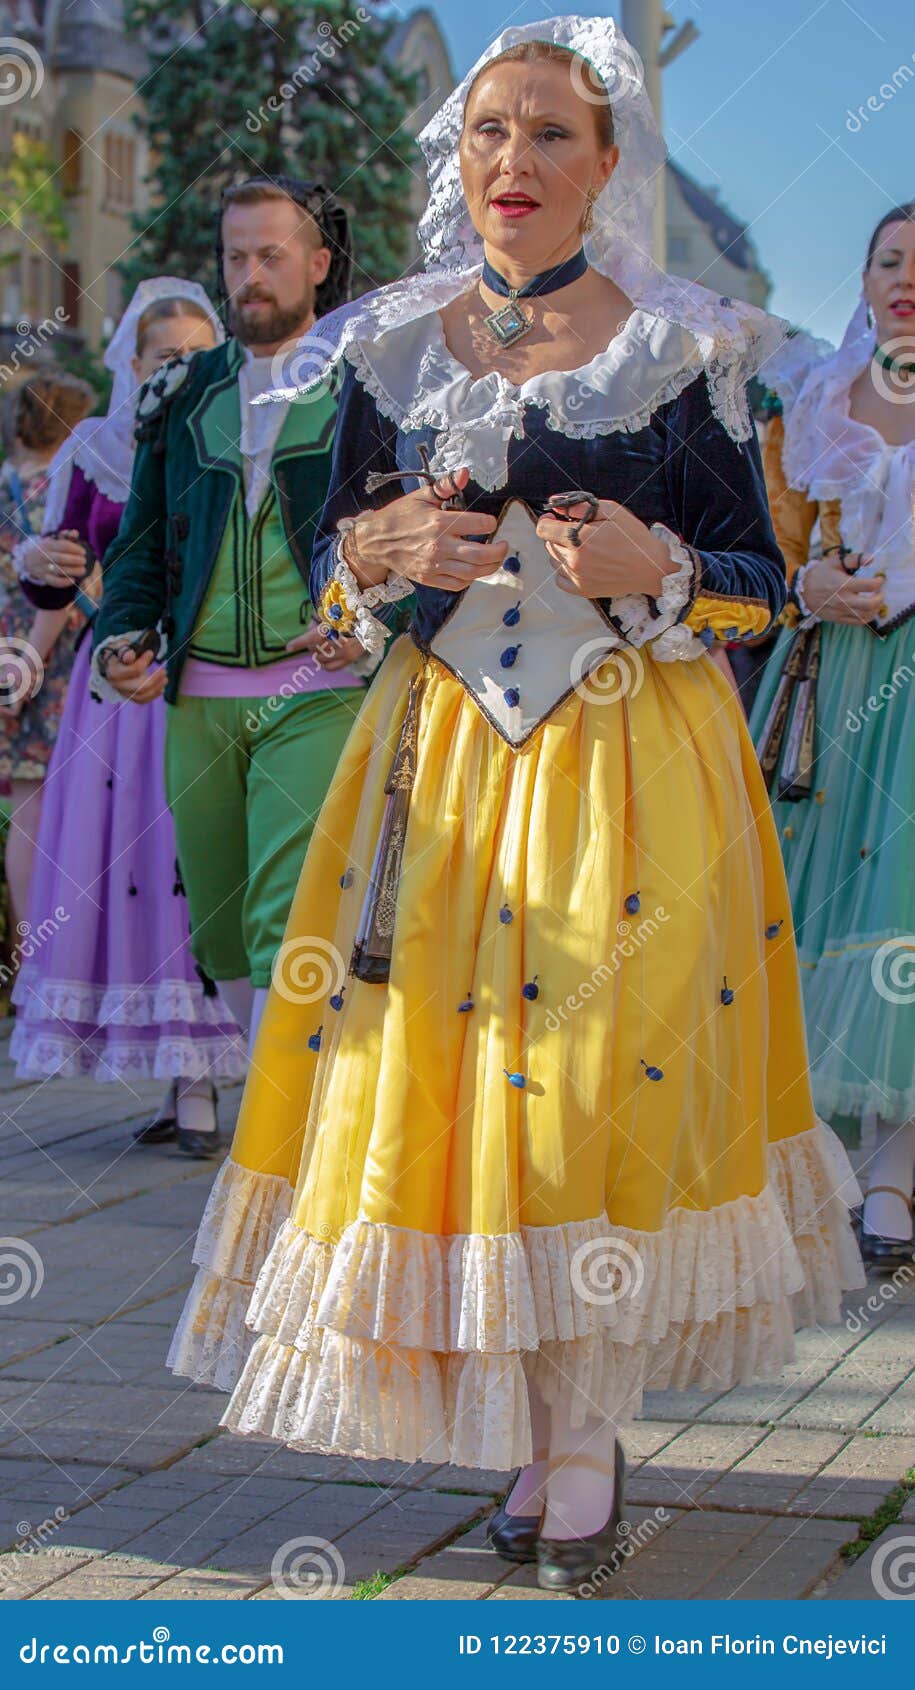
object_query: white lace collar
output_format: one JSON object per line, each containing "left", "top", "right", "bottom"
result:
{"left": 345, "top": 306, "right": 711, "bottom": 491}
{"left": 762, "top": 302, "right": 915, "bottom": 555}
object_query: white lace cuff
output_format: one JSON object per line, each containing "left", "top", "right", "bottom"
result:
{"left": 90, "top": 629, "right": 165, "bottom": 705}
{"left": 608, "top": 523, "right": 706, "bottom": 662}
{"left": 793, "top": 563, "right": 819, "bottom": 624}
{"left": 317, "top": 532, "right": 412, "bottom": 655}
{"left": 12, "top": 536, "right": 48, "bottom": 585}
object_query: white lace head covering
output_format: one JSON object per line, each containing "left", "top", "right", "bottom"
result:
{"left": 42, "top": 277, "right": 223, "bottom": 530}
{"left": 269, "top": 14, "right": 786, "bottom": 448}
{"left": 759, "top": 294, "right": 875, "bottom": 495}
{"left": 760, "top": 289, "right": 915, "bottom": 572}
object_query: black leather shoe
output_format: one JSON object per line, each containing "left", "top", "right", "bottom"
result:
{"left": 176, "top": 1079, "right": 220, "bottom": 1159}
{"left": 487, "top": 1471, "right": 543, "bottom": 1563}
{"left": 860, "top": 1231, "right": 915, "bottom": 1274}
{"left": 537, "top": 1441, "right": 627, "bottom": 1596}
{"left": 176, "top": 1127, "right": 221, "bottom": 1160}
{"left": 133, "top": 1083, "right": 177, "bottom": 1146}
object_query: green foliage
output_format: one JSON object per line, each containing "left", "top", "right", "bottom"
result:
{"left": 841, "top": 1467, "right": 915, "bottom": 1561}
{"left": 0, "top": 135, "right": 68, "bottom": 260}
{"left": 121, "top": 1, "right": 419, "bottom": 301}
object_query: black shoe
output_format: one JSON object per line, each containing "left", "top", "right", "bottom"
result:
{"left": 176, "top": 1079, "right": 220, "bottom": 1159}
{"left": 536, "top": 1441, "right": 627, "bottom": 1596}
{"left": 860, "top": 1231, "right": 915, "bottom": 1274}
{"left": 176, "top": 1127, "right": 221, "bottom": 1160}
{"left": 133, "top": 1082, "right": 178, "bottom": 1146}
{"left": 487, "top": 1471, "right": 543, "bottom": 1563}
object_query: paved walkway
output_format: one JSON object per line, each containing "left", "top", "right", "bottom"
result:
{"left": 0, "top": 1022, "right": 912, "bottom": 1602}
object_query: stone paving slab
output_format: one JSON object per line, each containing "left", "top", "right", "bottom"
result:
{"left": 817, "top": 1525, "right": 915, "bottom": 1600}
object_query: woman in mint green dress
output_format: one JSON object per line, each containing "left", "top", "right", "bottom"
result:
{"left": 751, "top": 204, "right": 915, "bottom": 1270}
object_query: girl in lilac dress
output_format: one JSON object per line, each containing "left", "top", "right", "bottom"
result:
{"left": 12, "top": 280, "right": 245, "bottom": 1152}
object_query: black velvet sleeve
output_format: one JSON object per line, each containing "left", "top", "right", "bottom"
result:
{"left": 310, "top": 358, "right": 402, "bottom": 612}
{"left": 662, "top": 375, "right": 787, "bottom": 624}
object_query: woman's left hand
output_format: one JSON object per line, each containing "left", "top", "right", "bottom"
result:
{"left": 536, "top": 498, "right": 671, "bottom": 598}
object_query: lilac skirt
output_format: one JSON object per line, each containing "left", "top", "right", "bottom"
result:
{"left": 11, "top": 640, "right": 245, "bottom": 1082}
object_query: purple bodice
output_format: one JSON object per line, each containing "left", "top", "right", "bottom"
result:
{"left": 60, "top": 462, "right": 124, "bottom": 560}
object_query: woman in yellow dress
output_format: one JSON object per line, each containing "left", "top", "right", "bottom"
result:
{"left": 169, "top": 15, "right": 864, "bottom": 1593}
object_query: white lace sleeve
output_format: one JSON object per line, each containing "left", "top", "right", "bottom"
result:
{"left": 317, "top": 532, "right": 413, "bottom": 655}
{"left": 12, "top": 535, "right": 48, "bottom": 585}
{"left": 607, "top": 524, "right": 705, "bottom": 661}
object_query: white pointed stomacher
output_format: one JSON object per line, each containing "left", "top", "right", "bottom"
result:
{"left": 428, "top": 499, "right": 624, "bottom": 747}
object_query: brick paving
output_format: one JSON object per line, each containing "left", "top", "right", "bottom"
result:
{"left": 0, "top": 1022, "right": 912, "bottom": 1602}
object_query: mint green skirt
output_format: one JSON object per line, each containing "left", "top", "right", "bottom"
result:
{"left": 750, "top": 619, "right": 915, "bottom": 1146}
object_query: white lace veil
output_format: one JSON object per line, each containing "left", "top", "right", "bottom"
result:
{"left": 42, "top": 277, "right": 223, "bottom": 529}
{"left": 269, "top": 13, "right": 786, "bottom": 442}
{"left": 759, "top": 294, "right": 874, "bottom": 492}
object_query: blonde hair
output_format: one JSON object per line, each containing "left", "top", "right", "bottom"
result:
{"left": 135, "top": 295, "right": 214, "bottom": 358}
{"left": 465, "top": 42, "right": 615, "bottom": 148}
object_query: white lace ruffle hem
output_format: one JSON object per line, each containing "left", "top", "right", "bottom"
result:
{"left": 168, "top": 1123, "right": 864, "bottom": 1468}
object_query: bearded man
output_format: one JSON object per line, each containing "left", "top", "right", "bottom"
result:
{"left": 87, "top": 179, "right": 369, "bottom": 1108}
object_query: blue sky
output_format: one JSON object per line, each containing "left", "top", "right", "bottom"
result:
{"left": 420, "top": 0, "right": 915, "bottom": 345}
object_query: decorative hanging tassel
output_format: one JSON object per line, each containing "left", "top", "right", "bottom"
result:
{"left": 775, "top": 623, "right": 821, "bottom": 801}
{"left": 756, "top": 622, "right": 821, "bottom": 800}
{"left": 350, "top": 666, "right": 426, "bottom": 984}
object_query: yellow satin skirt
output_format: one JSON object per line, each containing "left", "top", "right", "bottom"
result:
{"left": 170, "top": 637, "right": 863, "bottom": 1468}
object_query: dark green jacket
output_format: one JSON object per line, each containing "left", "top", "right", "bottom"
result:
{"left": 93, "top": 337, "right": 338, "bottom": 703}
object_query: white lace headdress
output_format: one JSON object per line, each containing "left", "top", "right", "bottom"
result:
{"left": 759, "top": 295, "right": 876, "bottom": 494}
{"left": 42, "top": 277, "right": 223, "bottom": 528}
{"left": 268, "top": 13, "right": 786, "bottom": 447}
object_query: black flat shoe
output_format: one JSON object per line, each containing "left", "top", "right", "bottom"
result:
{"left": 133, "top": 1082, "right": 177, "bottom": 1146}
{"left": 176, "top": 1079, "right": 220, "bottom": 1159}
{"left": 860, "top": 1185, "right": 915, "bottom": 1274}
{"left": 176, "top": 1127, "right": 221, "bottom": 1160}
{"left": 860, "top": 1231, "right": 915, "bottom": 1273}
{"left": 487, "top": 1470, "right": 544, "bottom": 1563}
{"left": 537, "top": 1441, "right": 627, "bottom": 1596}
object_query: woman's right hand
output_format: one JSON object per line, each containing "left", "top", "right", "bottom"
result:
{"left": 800, "top": 553, "right": 886, "bottom": 624}
{"left": 20, "top": 530, "right": 88, "bottom": 584}
{"left": 346, "top": 469, "right": 507, "bottom": 592}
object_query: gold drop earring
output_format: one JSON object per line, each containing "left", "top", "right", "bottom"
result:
{"left": 582, "top": 188, "right": 597, "bottom": 234}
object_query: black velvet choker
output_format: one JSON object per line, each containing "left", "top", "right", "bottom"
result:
{"left": 480, "top": 249, "right": 589, "bottom": 347}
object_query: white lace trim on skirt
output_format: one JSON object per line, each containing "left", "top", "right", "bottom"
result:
{"left": 170, "top": 1123, "right": 864, "bottom": 1467}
